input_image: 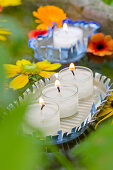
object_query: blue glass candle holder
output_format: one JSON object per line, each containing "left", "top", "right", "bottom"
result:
{"left": 28, "top": 19, "right": 100, "bottom": 64}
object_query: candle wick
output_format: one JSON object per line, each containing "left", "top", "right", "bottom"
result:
{"left": 71, "top": 70, "right": 75, "bottom": 76}
{"left": 57, "top": 87, "right": 60, "bottom": 93}
{"left": 41, "top": 104, "right": 45, "bottom": 110}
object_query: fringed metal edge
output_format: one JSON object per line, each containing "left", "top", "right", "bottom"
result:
{"left": 7, "top": 72, "right": 113, "bottom": 146}
{"left": 63, "top": 19, "right": 100, "bottom": 34}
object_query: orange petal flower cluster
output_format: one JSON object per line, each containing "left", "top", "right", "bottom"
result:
{"left": 33, "top": 5, "right": 66, "bottom": 30}
{"left": 87, "top": 33, "right": 113, "bottom": 57}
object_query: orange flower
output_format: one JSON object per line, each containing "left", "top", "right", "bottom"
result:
{"left": 87, "top": 33, "right": 113, "bottom": 56}
{"left": 33, "top": 5, "right": 66, "bottom": 30}
{"left": 0, "top": 6, "right": 3, "bottom": 12}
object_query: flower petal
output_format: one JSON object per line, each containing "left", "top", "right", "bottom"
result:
{"left": 33, "top": 6, "right": 66, "bottom": 29}
{"left": 108, "top": 92, "right": 113, "bottom": 101}
{"left": 36, "top": 60, "right": 50, "bottom": 66}
{"left": 36, "top": 24, "right": 48, "bottom": 30}
{"left": 0, "top": 35, "right": 7, "bottom": 41}
{"left": 97, "top": 108, "right": 112, "bottom": 118}
{"left": 87, "top": 41, "right": 96, "bottom": 53}
{"left": 33, "top": 11, "right": 38, "bottom": 18}
{"left": 36, "top": 60, "right": 61, "bottom": 71}
{"left": 38, "top": 71, "right": 56, "bottom": 78}
{"left": 0, "top": 29, "right": 11, "bottom": 35}
{"left": 95, "top": 111, "right": 113, "bottom": 129}
{"left": 28, "top": 30, "right": 48, "bottom": 39}
{"left": 43, "top": 63, "right": 61, "bottom": 71}
{"left": 87, "top": 33, "right": 113, "bottom": 57}
{"left": 91, "top": 33, "right": 104, "bottom": 43}
{"left": 9, "top": 74, "right": 29, "bottom": 90}
{"left": 0, "top": 6, "right": 3, "bottom": 12}
{"left": 104, "top": 35, "right": 112, "bottom": 42}
{"left": 16, "top": 59, "right": 31, "bottom": 66}
{"left": 104, "top": 35, "right": 113, "bottom": 50}
{"left": 4, "top": 64, "right": 20, "bottom": 78}
{"left": 93, "top": 50, "right": 113, "bottom": 56}
{"left": 1, "top": 0, "right": 21, "bottom": 7}
{"left": 35, "top": 19, "right": 41, "bottom": 24}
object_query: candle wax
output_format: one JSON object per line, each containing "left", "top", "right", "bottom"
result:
{"left": 25, "top": 103, "right": 60, "bottom": 136}
{"left": 42, "top": 85, "right": 78, "bottom": 118}
{"left": 59, "top": 67, "right": 93, "bottom": 100}
{"left": 53, "top": 26, "right": 83, "bottom": 49}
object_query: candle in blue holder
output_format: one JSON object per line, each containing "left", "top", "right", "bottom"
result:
{"left": 53, "top": 23, "right": 83, "bottom": 49}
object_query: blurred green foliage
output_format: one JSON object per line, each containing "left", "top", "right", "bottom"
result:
{"left": 101, "top": 0, "right": 113, "bottom": 6}
{"left": 0, "top": 16, "right": 45, "bottom": 170}
{"left": 72, "top": 121, "right": 113, "bottom": 170}
{"left": 0, "top": 14, "right": 33, "bottom": 63}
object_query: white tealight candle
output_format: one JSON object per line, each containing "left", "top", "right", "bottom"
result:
{"left": 42, "top": 81, "right": 78, "bottom": 118}
{"left": 53, "top": 23, "right": 83, "bottom": 49}
{"left": 25, "top": 98, "right": 60, "bottom": 136}
{"left": 58, "top": 64, "right": 93, "bottom": 100}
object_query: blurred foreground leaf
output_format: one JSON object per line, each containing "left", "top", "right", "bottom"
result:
{"left": 72, "top": 121, "right": 113, "bottom": 170}
{"left": 0, "top": 15, "right": 32, "bottom": 62}
{"left": 101, "top": 0, "right": 113, "bottom": 6}
{"left": 0, "top": 16, "right": 47, "bottom": 170}
{"left": 0, "top": 103, "right": 38, "bottom": 170}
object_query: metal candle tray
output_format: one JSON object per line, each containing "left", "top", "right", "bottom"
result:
{"left": 8, "top": 72, "right": 113, "bottom": 146}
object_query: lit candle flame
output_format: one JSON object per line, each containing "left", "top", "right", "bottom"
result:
{"left": 55, "top": 80, "right": 60, "bottom": 88}
{"left": 63, "top": 23, "right": 68, "bottom": 31}
{"left": 69, "top": 63, "right": 75, "bottom": 76}
{"left": 39, "top": 97, "right": 45, "bottom": 110}
{"left": 69, "top": 63, "right": 75, "bottom": 71}
{"left": 55, "top": 80, "right": 61, "bottom": 93}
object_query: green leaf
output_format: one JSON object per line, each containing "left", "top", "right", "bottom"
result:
{"left": 72, "top": 121, "right": 113, "bottom": 170}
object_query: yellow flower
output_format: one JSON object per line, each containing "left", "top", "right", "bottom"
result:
{"left": 33, "top": 5, "right": 66, "bottom": 30}
{"left": 0, "top": 0, "right": 21, "bottom": 7}
{"left": 95, "top": 92, "right": 113, "bottom": 129}
{"left": 0, "top": 27, "right": 11, "bottom": 41}
{"left": 4, "top": 59, "right": 61, "bottom": 90}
